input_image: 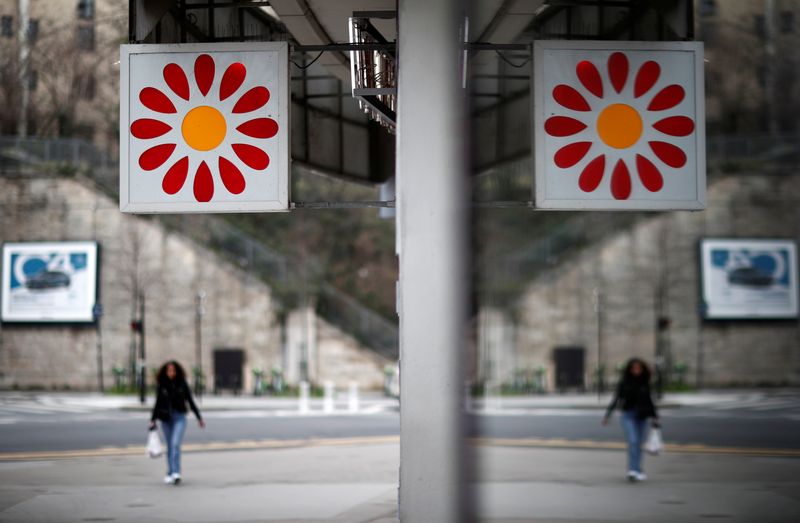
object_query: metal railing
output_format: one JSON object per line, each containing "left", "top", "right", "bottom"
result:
{"left": 706, "top": 133, "right": 800, "bottom": 167}
{"left": 0, "top": 136, "right": 117, "bottom": 172}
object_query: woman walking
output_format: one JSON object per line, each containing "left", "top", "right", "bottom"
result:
{"left": 602, "top": 358, "right": 659, "bottom": 482}
{"left": 149, "top": 360, "right": 205, "bottom": 485}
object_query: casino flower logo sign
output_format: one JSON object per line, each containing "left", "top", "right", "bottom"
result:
{"left": 120, "top": 43, "right": 289, "bottom": 213}
{"left": 534, "top": 41, "right": 705, "bottom": 210}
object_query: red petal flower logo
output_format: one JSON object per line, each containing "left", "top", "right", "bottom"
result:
{"left": 545, "top": 51, "right": 695, "bottom": 200}
{"left": 131, "top": 54, "right": 279, "bottom": 202}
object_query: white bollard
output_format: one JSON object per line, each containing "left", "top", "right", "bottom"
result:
{"left": 299, "top": 381, "right": 310, "bottom": 414}
{"left": 323, "top": 381, "right": 335, "bottom": 413}
{"left": 348, "top": 381, "right": 359, "bottom": 413}
{"left": 484, "top": 380, "right": 501, "bottom": 412}
{"left": 464, "top": 381, "right": 472, "bottom": 412}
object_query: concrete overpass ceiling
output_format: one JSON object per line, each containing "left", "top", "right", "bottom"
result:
{"left": 472, "top": 0, "right": 545, "bottom": 44}
{"left": 268, "top": 0, "right": 542, "bottom": 82}
{"left": 269, "top": 0, "right": 397, "bottom": 83}
{"left": 128, "top": 1, "right": 694, "bottom": 184}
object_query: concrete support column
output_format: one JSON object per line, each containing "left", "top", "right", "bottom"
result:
{"left": 396, "top": 0, "right": 468, "bottom": 521}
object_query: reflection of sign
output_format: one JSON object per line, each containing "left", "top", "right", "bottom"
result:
{"left": 534, "top": 41, "right": 705, "bottom": 210}
{"left": 120, "top": 43, "right": 289, "bottom": 213}
{"left": 700, "top": 239, "right": 798, "bottom": 319}
{"left": 1, "top": 242, "right": 98, "bottom": 323}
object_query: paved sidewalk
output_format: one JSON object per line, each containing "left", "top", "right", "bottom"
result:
{"left": 1, "top": 440, "right": 799, "bottom": 522}
{"left": 474, "top": 445, "right": 800, "bottom": 522}
{"left": 0, "top": 443, "right": 399, "bottom": 523}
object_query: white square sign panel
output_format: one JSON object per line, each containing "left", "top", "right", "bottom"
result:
{"left": 533, "top": 41, "right": 705, "bottom": 210}
{"left": 120, "top": 43, "right": 289, "bottom": 213}
{"left": 1, "top": 242, "right": 98, "bottom": 323}
{"left": 700, "top": 239, "right": 799, "bottom": 319}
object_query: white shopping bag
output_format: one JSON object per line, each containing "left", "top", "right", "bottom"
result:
{"left": 645, "top": 427, "right": 664, "bottom": 455}
{"left": 146, "top": 429, "right": 163, "bottom": 458}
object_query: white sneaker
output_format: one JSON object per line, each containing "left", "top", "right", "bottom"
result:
{"left": 171, "top": 473, "right": 181, "bottom": 485}
{"left": 163, "top": 475, "right": 175, "bottom": 484}
{"left": 635, "top": 472, "right": 647, "bottom": 481}
{"left": 626, "top": 470, "right": 637, "bottom": 482}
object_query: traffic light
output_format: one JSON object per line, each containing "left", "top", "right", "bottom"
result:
{"left": 130, "top": 320, "right": 143, "bottom": 332}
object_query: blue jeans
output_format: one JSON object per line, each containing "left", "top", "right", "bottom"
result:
{"left": 160, "top": 412, "right": 186, "bottom": 475}
{"left": 621, "top": 410, "right": 647, "bottom": 473}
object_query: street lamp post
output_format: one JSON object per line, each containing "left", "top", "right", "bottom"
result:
{"left": 195, "top": 290, "right": 205, "bottom": 397}
{"left": 593, "top": 288, "right": 605, "bottom": 395}
{"left": 93, "top": 303, "right": 104, "bottom": 392}
{"left": 138, "top": 291, "right": 146, "bottom": 404}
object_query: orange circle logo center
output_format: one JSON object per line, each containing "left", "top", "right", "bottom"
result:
{"left": 596, "top": 103, "right": 642, "bottom": 149}
{"left": 182, "top": 106, "right": 226, "bottom": 151}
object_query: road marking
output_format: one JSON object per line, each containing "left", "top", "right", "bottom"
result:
{"left": 0, "top": 435, "right": 401, "bottom": 461}
{"left": 0, "top": 434, "right": 798, "bottom": 461}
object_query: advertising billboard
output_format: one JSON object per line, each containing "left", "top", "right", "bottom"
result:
{"left": 119, "top": 43, "right": 289, "bottom": 213}
{"left": 533, "top": 41, "right": 705, "bottom": 210}
{"left": 700, "top": 239, "right": 798, "bottom": 320}
{"left": 1, "top": 242, "right": 99, "bottom": 323}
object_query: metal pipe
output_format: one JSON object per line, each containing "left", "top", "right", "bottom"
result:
{"left": 293, "top": 42, "right": 529, "bottom": 52}
{"left": 291, "top": 200, "right": 395, "bottom": 209}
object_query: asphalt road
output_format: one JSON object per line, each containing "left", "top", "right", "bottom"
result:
{"left": 0, "top": 412, "right": 399, "bottom": 453}
{"left": 1, "top": 393, "right": 799, "bottom": 453}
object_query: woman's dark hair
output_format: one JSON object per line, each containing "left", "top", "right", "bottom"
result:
{"left": 156, "top": 360, "right": 187, "bottom": 385}
{"left": 622, "top": 357, "right": 651, "bottom": 382}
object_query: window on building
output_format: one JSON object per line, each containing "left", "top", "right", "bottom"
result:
{"left": 702, "top": 22, "right": 717, "bottom": 45}
{"left": 77, "top": 0, "right": 94, "bottom": 20}
{"left": 76, "top": 25, "right": 95, "bottom": 50}
{"left": 83, "top": 75, "right": 96, "bottom": 100}
{"left": 699, "top": 0, "right": 716, "bottom": 18}
{"left": 754, "top": 14, "right": 766, "bottom": 39}
{"left": 74, "top": 123, "right": 95, "bottom": 141}
{"left": 72, "top": 74, "right": 96, "bottom": 100}
{"left": 757, "top": 64, "right": 767, "bottom": 88}
{"left": 28, "top": 19, "right": 38, "bottom": 43}
{"left": 1, "top": 15, "right": 13, "bottom": 37}
{"left": 780, "top": 11, "right": 795, "bottom": 33}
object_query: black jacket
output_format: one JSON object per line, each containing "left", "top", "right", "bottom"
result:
{"left": 605, "top": 378, "right": 658, "bottom": 420}
{"left": 150, "top": 379, "right": 202, "bottom": 422}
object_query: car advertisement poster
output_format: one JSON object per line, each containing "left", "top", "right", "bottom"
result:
{"left": 700, "top": 239, "right": 798, "bottom": 319}
{"left": 1, "top": 242, "right": 98, "bottom": 323}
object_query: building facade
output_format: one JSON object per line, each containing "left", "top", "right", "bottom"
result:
{"left": 0, "top": 0, "right": 125, "bottom": 153}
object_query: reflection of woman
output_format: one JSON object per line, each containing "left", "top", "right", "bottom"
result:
{"left": 602, "top": 358, "right": 659, "bottom": 482}
{"left": 149, "top": 361, "right": 205, "bottom": 485}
